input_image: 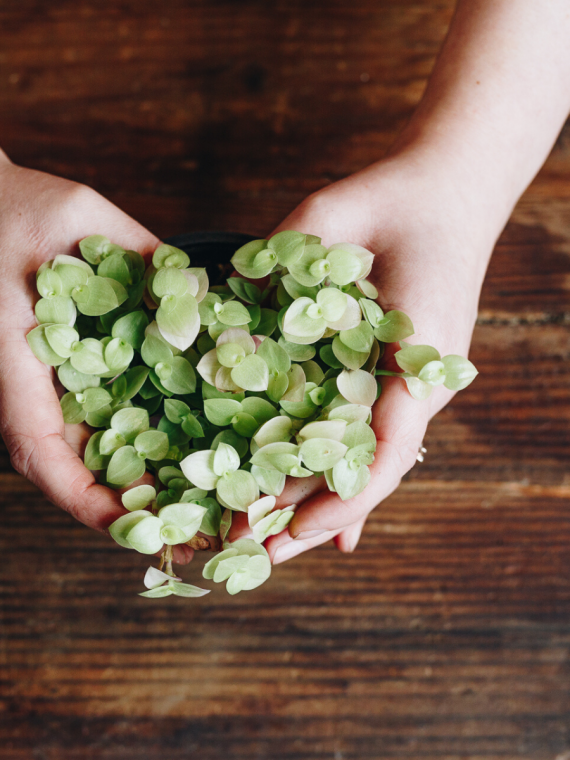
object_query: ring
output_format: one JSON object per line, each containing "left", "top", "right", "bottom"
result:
{"left": 416, "top": 445, "right": 427, "bottom": 463}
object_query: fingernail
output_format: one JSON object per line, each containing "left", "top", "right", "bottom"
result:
{"left": 347, "top": 534, "right": 360, "bottom": 553}
{"left": 292, "top": 528, "right": 326, "bottom": 541}
{"left": 273, "top": 541, "right": 306, "bottom": 565}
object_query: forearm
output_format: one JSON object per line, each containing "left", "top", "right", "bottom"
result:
{"left": 390, "top": 0, "right": 570, "bottom": 254}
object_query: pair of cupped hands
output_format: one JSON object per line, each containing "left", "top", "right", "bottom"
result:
{"left": 0, "top": 147, "right": 485, "bottom": 567}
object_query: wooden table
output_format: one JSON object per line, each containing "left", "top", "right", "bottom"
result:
{"left": 1, "top": 2, "right": 570, "bottom": 757}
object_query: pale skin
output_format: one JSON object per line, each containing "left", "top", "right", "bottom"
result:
{"left": 1, "top": 0, "right": 570, "bottom": 568}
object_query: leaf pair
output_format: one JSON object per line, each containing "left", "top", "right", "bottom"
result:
{"left": 393, "top": 344, "right": 479, "bottom": 400}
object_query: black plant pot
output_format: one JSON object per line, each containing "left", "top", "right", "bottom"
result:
{"left": 164, "top": 231, "right": 257, "bottom": 286}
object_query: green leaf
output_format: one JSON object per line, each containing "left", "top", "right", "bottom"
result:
{"left": 135, "top": 430, "right": 169, "bottom": 461}
{"left": 231, "top": 354, "right": 269, "bottom": 392}
{"left": 441, "top": 355, "right": 478, "bottom": 391}
{"left": 180, "top": 449, "right": 218, "bottom": 490}
{"left": 139, "top": 585, "right": 174, "bottom": 599}
{"left": 216, "top": 342, "right": 246, "bottom": 368}
{"left": 320, "top": 343, "right": 344, "bottom": 369}
{"left": 112, "top": 311, "right": 148, "bottom": 350}
{"left": 359, "top": 298, "right": 384, "bottom": 328}
{"left": 69, "top": 339, "right": 109, "bottom": 375}
{"left": 231, "top": 239, "right": 274, "bottom": 278}
{"left": 84, "top": 430, "right": 110, "bottom": 470}
{"left": 104, "top": 337, "right": 134, "bottom": 372}
{"left": 216, "top": 300, "right": 252, "bottom": 327}
{"left": 58, "top": 360, "right": 101, "bottom": 393}
{"left": 73, "top": 276, "right": 121, "bottom": 317}
{"left": 216, "top": 470, "right": 259, "bottom": 512}
{"left": 325, "top": 249, "right": 363, "bottom": 286}
{"left": 394, "top": 343, "right": 441, "bottom": 375}
{"left": 337, "top": 369, "right": 377, "bottom": 407}
{"left": 419, "top": 360, "right": 446, "bottom": 386}
{"left": 79, "top": 235, "right": 112, "bottom": 265}
{"left": 125, "top": 514, "right": 164, "bottom": 554}
{"left": 44, "top": 324, "right": 79, "bottom": 358}
{"left": 281, "top": 364, "right": 306, "bottom": 402}
{"left": 152, "top": 244, "right": 190, "bottom": 269}
{"left": 198, "top": 292, "right": 222, "bottom": 326}
{"left": 253, "top": 416, "right": 293, "bottom": 448}
{"left": 373, "top": 310, "right": 414, "bottom": 343}
{"left": 161, "top": 357, "right": 196, "bottom": 395}
{"left": 98, "top": 253, "right": 131, "bottom": 287}
{"left": 340, "top": 321, "right": 374, "bottom": 353}
{"left": 60, "top": 393, "right": 86, "bottom": 424}
{"left": 342, "top": 420, "right": 377, "bottom": 451}
{"left": 300, "top": 438, "right": 348, "bottom": 471}
{"left": 213, "top": 442, "right": 240, "bottom": 477}
{"left": 298, "top": 420, "right": 347, "bottom": 442}
{"left": 122, "top": 484, "right": 156, "bottom": 511}
{"left": 198, "top": 499, "right": 222, "bottom": 536}
{"left": 281, "top": 274, "right": 319, "bottom": 301}
{"left": 256, "top": 337, "right": 291, "bottom": 373}
{"left": 168, "top": 581, "right": 210, "bottom": 598}
{"left": 100, "top": 428, "right": 127, "bottom": 456}
{"left": 404, "top": 376, "right": 433, "bottom": 400}
{"left": 332, "top": 335, "right": 369, "bottom": 370}
{"left": 357, "top": 279, "right": 379, "bottom": 299}
{"left": 158, "top": 502, "right": 207, "bottom": 542}
{"left": 251, "top": 465, "right": 286, "bottom": 497}
{"left": 219, "top": 509, "right": 233, "bottom": 542}
{"left": 164, "top": 399, "right": 191, "bottom": 424}
{"left": 35, "top": 296, "right": 76, "bottom": 326}
{"left": 331, "top": 457, "right": 371, "bottom": 501}
{"left": 231, "top": 412, "right": 259, "bottom": 437}
{"left": 27, "top": 324, "right": 66, "bottom": 366}
{"left": 289, "top": 244, "right": 328, "bottom": 286}
{"left": 107, "top": 445, "right": 147, "bottom": 486}
{"left": 153, "top": 267, "right": 188, "bottom": 298}
{"left": 141, "top": 334, "right": 173, "bottom": 368}
{"left": 278, "top": 337, "right": 316, "bottom": 362}
{"left": 268, "top": 230, "right": 307, "bottom": 267}
{"left": 37, "top": 268, "right": 63, "bottom": 298}
{"left": 122, "top": 366, "right": 150, "bottom": 401}
{"left": 204, "top": 398, "right": 243, "bottom": 426}
{"left": 156, "top": 293, "right": 200, "bottom": 352}
{"left": 109, "top": 511, "right": 152, "bottom": 549}
{"left": 282, "top": 297, "right": 325, "bottom": 343}
{"left": 267, "top": 370, "right": 289, "bottom": 403}
{"left": 81, "top": 387, "right": 113, "bottom": 412}
{"left": 255, "top": 308, "right": 279, "bottom": 336}
{"left": 226, "top": 277, "right": 262, "bottom": 304}
{"left": 111, "top": 407, "right": 150, "bottom": 440}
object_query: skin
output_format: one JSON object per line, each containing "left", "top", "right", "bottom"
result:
{"left": 1, "top": 0, "right": 570, "bottom": 568}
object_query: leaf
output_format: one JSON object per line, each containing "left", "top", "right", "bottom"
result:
{"left": 282, "top": 297, "right": 326, "bottom": 342}
{"left": 164, "top": 399, "right": 191, "bottom": 424}
{"left": 141, "top": 333, "right": 174, "bottom": 368}
{"left": 107, "top": 445, "right": 147, "bottom": 486}
{"left": 231, "top": 354, "right": 269, "bottom": 392}
{"left": 213, "top": 442, "right": 241, "bottom": 477}
{"left": 204, "top": 398, "right": 243, "bottom": 426}
{"left": 125, "top": 514, "right": 164, "bottom": 554}
{"left": 156, "top": 293, "right": 200, "bottom": 351}
{"left": 169, "top": 581, "right": 211, "bottom": 598}
{"left": 231, "top": 239, "right": 275, "bottom": 278}
{"left": 327, "top": 242, "right": 374, "bottom": 280}
{"left": 104, "top": 337, "right": 134, "bottom": 372}
{"left": 109, "top": 511, "right": 152, "bottom": 549}
{"left": 227, "top": 277, "right": 262, "bottom": 304}
{"left": 325, "top": 249, "right": 363, "bottom": 286}
{"left": 328, "top": 404, "right": 371, "bottom": 424}
{"left": 217, "top": 470, "right": 259, "bottom": 512}
{"left": 158, "top": 502, "right": 207, "bottom": 541}
{"left": 404, "top": 376, "right": 433, "bottom": 400}
{"left": 418, "top": 360, "right": 446, "bottom": 386}
{"left": 281, "top": 273, "right": 319, "bottom": 301}
{"left": 337, "top": 369, "right": 377, "bottom": 407}
{"left": 255, "top": 337, "right": 291, "bottom": 373}
{"left": 299, "top": 438, "right": 348, "bottom": 471}
{"left": 267, "top": 370, "right": 289, "bottom": 403}
{"left": 122, "top": 366, "right": 151, "bottom": 401}
{"left": 73, "top": 276, "right": 121, "bottom": 316}
{"left": 267, "top": 230, "right": 307, "bottom": 267}
{"left": 161, "top": 357, "right": 196, "bottom": 395}
{"left": 180, "top": 449, "right": 219, "bottom": 490}
{"left": 135, "top": 430, "right": 170, "bottom": 461}
{"left": 152, "top": 244, "right": 190, "bottom": 269}
{"left": 198, "top": 292, "right": 222, "bottom": 325}
{"left": 278, "top": 337, "right": 316, "bottom": 362}
{"left": 216, "top": 300, "right": 252, "bottom": 327}
{"left": 281, "top": 364, "right": 306, "bottom": 402}
{"left": 84, "top": 431, "right": 110, "bottom": 470}
{"left": 288, "top": 244, "right": 329, "bottom": 286}
{"left": 441, "top": 355, "right": 478, "bottom": 391}
{"left": 69, "top": 339, "right": 109, "bottom": 375}
{"left": 342, "top": 420, "right": 377, "bottom": 451}
{"left": 98, "top": 253, "right": 130, "bottom": 287}
{"left": 79, "top": 234, "right": 112, "bottom": 265}
{"left": 60, "top": 393, "right": 86, "bottom": 424}
{"left": 81, "top": 387, "right": 113, "bottom": 412}
{"left": 298, "top": 419, "right": 347, "bottom": 442}
{"left": 219, "top": 509, "right": 233, "bottom": 542}
{"left": 320, "top": 343, "right": 344, "bottom": 369}
{"left": 332, "top": 335, "right": 369, "bottom": 370}
{"left": 356, "top": 279, "right": 379, "bottom": 299}
{"left": 139, "top": 585, "right": 174, "bottom": 599}
{"left": 331, "top": 457, "right": 371, "bottom": 501}
{"left": 111, "top": 407, "right": 149, "bottom": 440}
{"left": 199, "top": 499, "right": 222, "bottom": 536}
{"left": 253, "top": 416, "right": 293, "bottom": 448}
{"left": 196, "top": 348, "right": 222, "bottom": 386}
{"left": 112, "top": 310, "right": 148, "bottom": 350}
{"left": 122, "top": 485, "right": 156, "bottom": 511}
{"left": 255, "top": 308, "right": 278, "bottom": 336}
{"left": 251, "top": 465, "right": 286, "bottom": 497}
{"left": 359, "top": 298, "right": 384, "bottom": 328}
{"left": 326, "top": 294, "right": 362, "bottom": 331}
{"left": 240, "top": 397, "right": 278, "bottom": 425}
{"left": 153, "top": 267, "right": 188, "bottom": 298}
{"left": 247, "top": 495, "right": 276, "bottom": 527}
{"left": 35, "top": 296, "right": 77, "bottom": 327}
{"left": 43, "top": 325, "right": 78, "bottom": 359}
{"left": 26, "top": 325, "right": 66, "bottom": 366}
{"left": 394, "top": 343, "right": 441, "bottom": 375}
{"left": 143, "top": 566, "right": 177, "bottom": 589}
{"left": 373, "top": 310, "right": 414, "bottom": 343}
{"left": 339, "top": 321, "right": 374, "bottom": 353}
{"left": 37, "top": 268, "right": 63, "bottom": 298}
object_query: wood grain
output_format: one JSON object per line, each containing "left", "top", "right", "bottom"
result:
{"left": 1, "top": 1, "right": 570, "bottom": 758}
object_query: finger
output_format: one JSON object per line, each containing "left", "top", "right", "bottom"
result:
{"left": 334, "top": 516, "right": 367, "bottom": 554}
{"left": 227, "top": 511, "right": 251, "bottom": 542}
{"left": 267, "top": 526, "right": 343, "bottom": 565}
{"left": 275, "top": 473, "right": 326, "bottom": 509}
{"left": 0, "top": 331, "right": 125, "bottom": 532}
{"left": 288, "top": 376, "right": 430, "bottom": 539}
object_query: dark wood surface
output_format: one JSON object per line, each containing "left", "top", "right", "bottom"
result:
{"left": 1, "top": 2, "right": 570, "bottom": 758}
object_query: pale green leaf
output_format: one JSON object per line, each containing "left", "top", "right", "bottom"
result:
{"left": 394, "top": 343, "right": 441, "bottom": 375}
{"left": 231, "top": 354, "right": 269, "bottom": 392}
{"left": 180, "top": 450, "right": 219, "bottom": 490}
{"left": 300, "top": 438, "right": 348, "bottom": 471}
{"left": 122, "top": 485, "right": 156, "bottom": 511}
{"left": 107, "top": 445, "right": 147, "bottom": 486}
{"left": 441, "top": 354, "right": 478, "bottom": 391}
{"left": 373, "top": 310, "right": 414, "bottom": 343}
{"left": 35, "top": 296, "right": 77, "bottom": 326}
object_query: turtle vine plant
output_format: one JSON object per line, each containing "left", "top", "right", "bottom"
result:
{"left": 26, "top": 231, "right": 478, "bottom": 599}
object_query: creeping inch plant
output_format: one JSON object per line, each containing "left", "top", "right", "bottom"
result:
{"left": 27, "top": 231, "right": 478, "bottom": 599}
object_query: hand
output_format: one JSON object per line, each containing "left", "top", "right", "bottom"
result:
{"left": 0, "top": 152, "right": 191, "bottom": 561}
{"left": 230, "top": 148, "right": 494, "bottom": 562}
